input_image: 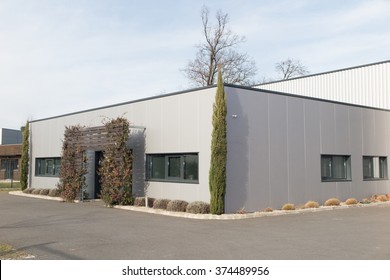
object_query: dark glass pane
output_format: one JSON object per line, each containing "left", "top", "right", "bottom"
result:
{"left": 380, "top": 157, "right": 387, "bottom": 178}
{"left": 184, "top": 154, "right": 198, "bottom": 180}
{"left": 168, "top": 156, "right": 181, "bottom": 178}
{"left": 54, "top": 159, "right": 61, "bottom": 176}
{"left": 321, "top": 156, "right": 332, "bottom": 179}
{"left": 151, "top": 156, "right": 165, "bottom": 179}
{"left": 363, "top": 156, "right": 373, "bottom": 178}
{"left": 46, "top": 159, "right": 54, "bottom": 175}
{"left": 332, "top": 156, "right": 346, "bottom": 179}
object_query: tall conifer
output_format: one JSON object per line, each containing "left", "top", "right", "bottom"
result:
{"left": 209, "top": 69, "right": 227, "bottom": 214}
{"left": 20, "top": 121, "right": 29, "bottom": 190}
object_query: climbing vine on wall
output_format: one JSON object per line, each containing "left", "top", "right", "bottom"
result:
{"left": 58, "top": 125, "right": 88, "bottom": 202}
{"left": 98, "top": 117, "right": 133, "bottom": 206}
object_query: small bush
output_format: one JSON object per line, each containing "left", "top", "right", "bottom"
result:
{"left": 134, "top": 197, "right": 145, "bottom": 206}
{"left": 32, "top": 189, "right": 41, "bottom": 195}
{"left": 263, "top": 207, "right": 273, "bottom": 212}
{"left": 369, "top": 195, "right": 378, "bottom": 202}
{"left": 134, "top": 197, "right": 155, "bottom": 207}
{"left": 376, "top": 194, "right": 388, "bottom": 202}
{"left": 361, "top": 198, "right": 371, "bottom": 204}
{"left": 186, "top": 201, "right": 210, "bottom": 214}
{"left": 153, "top": 199, "right": 171, "bottom": 210}
{"left": 48, "top": 188, "right": 60, "bottom": 197}
{"left": 22, "top": 188, "right": 30, "bottom": 194}
{"left": 24, "top": 188, "right": 34, "bottom": 194}
{"left": 324, "top": 198, "right": 341, "bottom": 206}
{"left": 166, "top": 200, "right": 189, "bottom": 212}
{"left": 236, "top": 207, "right": 247, "bottom": 214}
{"left": 281, "top": 203, "right": 295, "bottom": 211}
{"left": 304, "top": 200, "right": 320, "bottom": 209}
{"left": 345, "top": 198, "right": 358, "bottom": 205}
{"left": 40, "top": 189, "right": 50, "bottom": 196}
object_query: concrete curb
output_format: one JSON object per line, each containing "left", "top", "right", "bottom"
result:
{"left": 9, "top": 191, "right": 64, "bottom": 202}
{"left": 9, "top": 190, "right": 390, "bottom": 220}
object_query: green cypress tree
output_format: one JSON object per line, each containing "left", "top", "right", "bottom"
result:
{"left": 20, "top": 121, "right": 29, "bottom": 190}
{"left": 209, "top": 69, "right": 227, "bottom": 214}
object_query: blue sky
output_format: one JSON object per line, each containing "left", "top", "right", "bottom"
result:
{"left": 1, "top": 0, "right": 389, "bottom": 130}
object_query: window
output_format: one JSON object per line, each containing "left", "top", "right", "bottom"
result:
{"left": 363, "top": 156, "right": 387, "bottom": 180}
{"left": 321, "top": 155, "right": 351, "bottom": 181}
{"left": 36, "top": 158, "right": 61, "bottom": 177}
{"left": 146, "top": 153, "right": 198, "bottom": 183}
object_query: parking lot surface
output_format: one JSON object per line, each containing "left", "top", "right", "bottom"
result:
{"left": 1, "top": 192, "right": 390, "bottom": 259}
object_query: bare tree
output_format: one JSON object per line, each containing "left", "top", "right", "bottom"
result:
{"left": 275, "top": 58, "right": 309, "bottom": 80}
{"left": 183, "top": 6, "right": 257, "bottom": 86}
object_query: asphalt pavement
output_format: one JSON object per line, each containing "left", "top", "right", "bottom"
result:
{"left": 1, "top": 191, "right": 390, "bottom": 259}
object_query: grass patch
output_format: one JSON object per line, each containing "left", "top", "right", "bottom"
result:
{"left": 0, "top": 242, "right": 32, "bottom": 260}
{"left": 0, "top": 181, "right": 21, "bottom": 190}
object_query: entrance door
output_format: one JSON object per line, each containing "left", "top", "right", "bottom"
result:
{"left": 94, "top": 151, "right": 104, "bottom": 199}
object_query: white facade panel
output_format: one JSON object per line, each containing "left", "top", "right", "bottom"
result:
{"left": 256, "top": 61, "right": 390, "bottom": 110}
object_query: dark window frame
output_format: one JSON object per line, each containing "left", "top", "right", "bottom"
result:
{"left": 363, "top": 156, "right": 388, "bottom": 181}
{"left": 146, "top": 153, "right": 199, "bottom": 184}
{"left": 321, "top": 154, "right": 352, "bottom": 182}
{"left": 35, "top": 157, "right": 61, "bottom": 177}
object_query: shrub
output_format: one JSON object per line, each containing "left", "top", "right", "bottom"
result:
{"left": 32, "top": 189, "right": 41, "bottom": 195}
{"left": 153, "top": 199, "right": 171, "bottom": 210}
{"left": 360, "top": 198, "right": 371, "bottom": 204}
{"left": 236, "top": 207, "right": 247, "bottom": 214}
{"left": 48, "top": 189, "right": 60, "bottom": 197}
{"left": 186, "top": 201, "right": 210, "bottom": 214}
{"left": 98, "top": 118, "right": 133, "bottom": 206}
{"left": 24, "top": 188, "right": 34, "bottom": 194}
{"left": 369, "top": 195, "right": 378, "bottom": 202}
{"left": 304, "top": 200, "right": 320, "bottom": 209}
{"left": 40, "top": 189, "right": 50, "bottom": 196}
{"left": 281, "top": 203, "right": 295, "bottom": 211}
{"left": 345, "top": 198, "right": 358, "bottom": 205}
{"left": 263, "top": 207, "right": 273, "bottom": 212}
{"left": 58, "top": 125, "right": 88, "bottom": 202}
{"left": 376, "top": 194, "right": 388, "bottom": 202}
{"left": 167, "top": 200, "right": 189, "bottom": 212}
{"left": 134, "top": 197, "right": 155, "bottom": 207}
{"left": 324, "top": 198, "right": 341, "bottom": 206}
{"left": 134, "top": 197, "right": 145, "bottom": 206}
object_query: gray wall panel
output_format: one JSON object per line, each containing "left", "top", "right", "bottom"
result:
{"left": 286, "top": 97, "right": 306, "bottom": 204}
{"left": 349, "top": 108, "right": 365, "bottom": 195}
{"left": 362, "top": 110, "right": 376, "bottom": 155}
{"left": 269, "top": 94, "right": 289, "bottom": 207}
{"left": 303, "top": 100, "right": 322, "bottom": 202}
{"left": 334, "top": 105, "right": 350, "bottom": 154}
{"left": 320, "top": 103, "right": 335, "bottom": 153}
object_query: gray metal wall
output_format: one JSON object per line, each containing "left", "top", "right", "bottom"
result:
{"left": 255, "top": 61, "right": 390, "bottom": 110}
{"left": 225, "top": 87, "right": 390, "bottom": 213}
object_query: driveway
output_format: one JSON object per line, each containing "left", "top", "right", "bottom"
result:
{"left": 1, "top": 192, "right": 390, "bottom": 259}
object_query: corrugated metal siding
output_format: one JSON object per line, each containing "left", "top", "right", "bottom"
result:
{"left": 256, "top": 61, "right": 390, "bottom": 109}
